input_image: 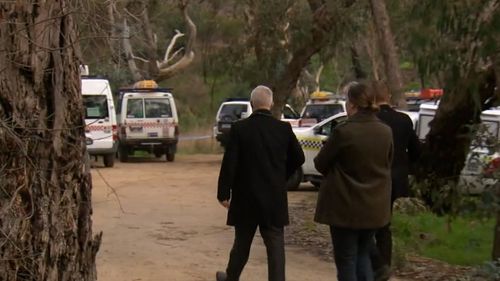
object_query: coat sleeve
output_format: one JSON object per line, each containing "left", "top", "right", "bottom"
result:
{"left": 314, "top": 126, "right": 342, "bottom": 175}
{"left": 407, "top": 117, "right": 421, "bottom": 163}
{"left": 286, "top": 123, "right": 305, "bottom": 179}
{"left": 217, "top": 124, "right": 239, "bottom": 202}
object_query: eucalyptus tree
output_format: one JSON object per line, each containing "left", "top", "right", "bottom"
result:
{"left": 0, "top": 1, "right": 101, "bottom": 280}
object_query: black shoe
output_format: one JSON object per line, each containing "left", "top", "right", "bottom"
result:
{"left": 216, "top": 271, "right": 227, "bottom": 281}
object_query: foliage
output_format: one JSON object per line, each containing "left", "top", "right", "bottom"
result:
{"left": 393, "top": 211, "right": 494, "bottom": 266}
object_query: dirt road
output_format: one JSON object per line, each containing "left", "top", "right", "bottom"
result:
{"left": 91, "top": 154, "right": 337, "bottom": 281}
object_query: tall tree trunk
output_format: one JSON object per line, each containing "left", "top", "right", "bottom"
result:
{"left": 272, "top": 0, "right": 335, "bottom": 117}
{"left": 369, "top": 0, "right": 405, "bottom": 107}
{"left": 415, "top": 67, "right": 497, "bottom": 212}
{"left": 0, "top": 1, "right": 101, "bottom": 280}
{"left": 493, "top": 183, "right": 500, "bottom": 260}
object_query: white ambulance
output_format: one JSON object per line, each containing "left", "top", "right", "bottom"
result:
{"left": 117, "top": 80, "right": 179, "bottom": 162}
{"left": 81, "top": 77, "right": 118, "bottom": 167}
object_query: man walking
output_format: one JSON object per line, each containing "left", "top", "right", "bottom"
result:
{"left": 216, "top": 85, "right": 305, "bottom": 281}
{"left": 372, "top": 81, "right": 421, "bottom": 281}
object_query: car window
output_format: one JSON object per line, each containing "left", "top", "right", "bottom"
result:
{"left": 145, "top": 99, "right": 172, "bottom": 118}
{"left": 317, "top": 116, "right": 347, "bottom": 136}
{"left": 283, "top": 106, "right": 299, "bottom": 119}
{"left": 219, "top": 104, "right": 248, "bottom": 120}
{"left": 126, "top": 99, "right": 144, "bottom": 118}
{"left": 302, "top": 104, "right": 344, "bottom": 121}
{"left": 83, "top": 95, "right": 109, "bottom": 119}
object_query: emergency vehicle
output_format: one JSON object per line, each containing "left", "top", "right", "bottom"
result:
{"left": 117, "top": 80, "right": 179, "bottom": 162}
{"left": 418, "top": 102, "right": 500, "bottom": 193}
{"left": 214, "top": 99, "right": 299, "bottom": 147}
{"left": 289, "top": 110, "right": 418, "bottom": 190}
{"left": 299, "top": 91, "right": 346, "bottom": 127}
{"left": 81, "top": 76, "right": 118, "bottom": 167}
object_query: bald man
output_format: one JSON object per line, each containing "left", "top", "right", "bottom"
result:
{"left": 216, "top": 86, "right": 305, "bottom": 281}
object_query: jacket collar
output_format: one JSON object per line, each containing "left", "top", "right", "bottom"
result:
{"left": 251, "top": 109, "right": 273, "bottom": 117}
{"left": 348, "top": 111, "right": 379, "bottom": 122}
{"left": 379, "top": 104, "right": 395, "bottom": 112}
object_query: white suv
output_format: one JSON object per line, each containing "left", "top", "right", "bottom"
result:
{"left": 117, "top": 80, "right": 179, "bottom": 162}
{"left": 214, "top": 99, "right": 299, "bottom": 147}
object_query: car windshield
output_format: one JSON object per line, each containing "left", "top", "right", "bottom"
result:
{"left": 83, "top": 95, "right": 109, "bottom": 119}
{"left": 302, "top": 104, "right": 344, "bottom": 121}
{"left": 219, "top": 104, "right": 248, "bottom": 120}
{"left": 145, "top": 99, "right": 172, "bottom": 118}
{"left": 126, "top": 99, "right": 144, "bottom": 118}
{"left": 283, "top": 106, "right": 299, "bottom": 119}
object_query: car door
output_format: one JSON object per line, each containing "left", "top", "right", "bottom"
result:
{"left": 304, "top": 115, "right": 347, "bottom": 176}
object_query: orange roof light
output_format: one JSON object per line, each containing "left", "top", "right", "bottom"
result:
{"left": 133, "top": 80, "right": 158, "bottom": 89}
{"left": 310, "top": 91, "right": 334, "bottom": 100}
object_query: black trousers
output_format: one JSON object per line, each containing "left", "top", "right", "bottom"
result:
{"left": 225, "top": 224, "right": 285, "bottom": 281}
{"left": 371, "top": 223, "right": 392, "bottom": 270}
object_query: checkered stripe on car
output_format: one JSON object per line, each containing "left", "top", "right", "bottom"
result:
{"left": 126, "top": 122, "right": 176, "bottom": 128}
{"left": 298, "top": 138, "right": 323, "bottom": 150}
{"left": 87, "top": 125, "right": 112, "bottom": 131}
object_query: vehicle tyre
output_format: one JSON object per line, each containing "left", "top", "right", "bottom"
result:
{"left": 119, "top": 144, "right": 129, "bottom": 162}
{"left": 311, "top": 180, "right": 321, "bottom": 189}
{"left": 154, "top": 151, "right": 163, "bottom": 158}
{"left": 166, "top": 152, "right": 175, "bottom": 162}
{"left": 286, "top": 169, "right": 303, "bottom": 191}
{"left": 103, "top": 153, "right": 115, "bottom": 167}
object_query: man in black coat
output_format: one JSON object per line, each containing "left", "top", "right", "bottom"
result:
{"left": 371, "top": 81, "right": 421, "bottom": 281}
{"left": 216, "top": 86, "right": 305, "bottom": 281}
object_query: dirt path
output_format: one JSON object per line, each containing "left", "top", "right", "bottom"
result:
{"left": 91, "top": 154, "right": 337, "bottom": 281}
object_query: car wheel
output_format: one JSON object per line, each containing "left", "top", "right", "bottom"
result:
{"left": 119, "top": 144, "right": 129, "bottom": 162}
{"left": 166, "top": 152, "right": 175, "bottom": 162}
{"left": 103, "top": 153, "right": 115, "bottom": 167}
{"left": 311, "top": 180, "right": 321, "bottom": 189}
{"left": 286, "top": 169, "right": 303, "bottom": 191}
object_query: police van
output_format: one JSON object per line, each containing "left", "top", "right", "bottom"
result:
{"left": 117, "top": 80, "right": 179, "bottom": 162}
{"left": 418, "top": 102, "right": 500, "bottom": 193}
{"left": 298, "top": 91, "right": 346, "bottom": 127}
{"left": 81, "top": 76, "right": 118, "bottom": 167}
{"left": 289, "top": 110, "right": 418, "bottom": 190}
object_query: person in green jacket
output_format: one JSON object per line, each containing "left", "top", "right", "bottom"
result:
{"left": 314, "top": 81, "right": 393, "bottom": 281}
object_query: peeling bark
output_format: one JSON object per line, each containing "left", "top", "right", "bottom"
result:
{"left": 0, "top": 1, "right": 101, "bottom": 280}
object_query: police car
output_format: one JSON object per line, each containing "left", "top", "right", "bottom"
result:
{"left": 288, "top": 110, "right": 419, "bottom": 190}
{"left": 298, "top": 91, "right": 346, "bottom": 127}
{"left": 288, "top": 112, "right": 348, "bottom": 190}
{"left": 117, "top": 80, "right": 179, "bottom": 162}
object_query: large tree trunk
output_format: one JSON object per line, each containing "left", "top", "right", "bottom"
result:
{"left": 272, "top": 0, "right": 335, "bottom": 117}
{"left": 369, "top": 0, "right": 405, "bottom": 107}
{"left": 415, "top": 67, "right": 497, "bottom": 212}
{"left": 0, "top": 1, "right": 101, "bottom": 280}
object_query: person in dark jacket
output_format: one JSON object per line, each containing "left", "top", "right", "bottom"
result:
{"left": 314, "top": 81, "right": 393, "bottom": 281}
{"left": 371, "top": 81, "right": 421, "bottom": 281}
{"left": 216, "top": 85, "right": 305, "bottom": 281}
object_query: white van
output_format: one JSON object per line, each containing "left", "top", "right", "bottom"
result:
{"left": 417, "top": 102, "right": 500, "bottom": 193}
{"left": 117, "top": 80, "right": 179, "bottom": 162}
{"left": 81, "top": 77, "right": 118, "bottom": 167}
